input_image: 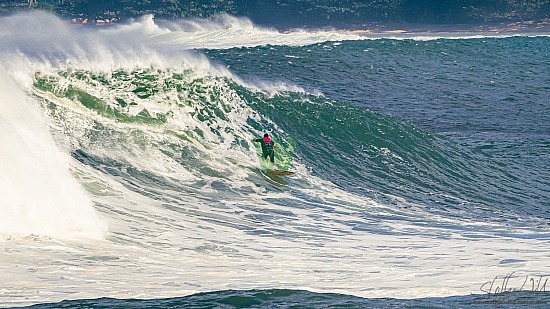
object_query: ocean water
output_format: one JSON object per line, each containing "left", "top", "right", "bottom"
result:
{"left": 1, "top": 11, "right": 549, "bottom": 308}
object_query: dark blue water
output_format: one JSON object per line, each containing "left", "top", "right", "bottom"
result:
{"left": 18, "top": 289, "right": 550, "bottom": 308}
{"left": 205, "top": 36, "right": 550, "bottom": 222}
{"left": 206, "top": 37, "right": 550, "bottom": 164}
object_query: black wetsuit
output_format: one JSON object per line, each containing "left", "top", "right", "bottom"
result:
{"left": 253, "top": 138, "right": 275, "bottom": 163}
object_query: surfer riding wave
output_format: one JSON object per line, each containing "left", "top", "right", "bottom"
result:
{"left": 253, "top": 133, "right": 278, "bottom": 170}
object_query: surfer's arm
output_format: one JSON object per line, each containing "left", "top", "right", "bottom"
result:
{"left": 252, "top": 138, "right": 262, "bottom": 143}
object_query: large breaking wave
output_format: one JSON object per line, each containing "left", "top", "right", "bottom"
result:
{"left": 1, "top": 11, "right": 549, "bottom": 308}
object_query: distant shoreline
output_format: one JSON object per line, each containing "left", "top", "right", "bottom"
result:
{"left": 2, "top": 9, "right": 550, "bottom": 35}
{"left": 293, "top": 18, "right": 550, "bottom": 35}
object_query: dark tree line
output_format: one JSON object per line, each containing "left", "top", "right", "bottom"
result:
{"left": 2, "top": 0, "right": 550, "bottom": 24}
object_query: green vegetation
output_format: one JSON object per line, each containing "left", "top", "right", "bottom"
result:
{"left": 2, "top": 0, "right": 550, "bottom": 24}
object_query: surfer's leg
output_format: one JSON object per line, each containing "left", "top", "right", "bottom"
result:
{"left": 270, "top": 151, "right": 276, "bottom": 169}
{"left": 262, "top": 153, "right": 270, "bottom": 168}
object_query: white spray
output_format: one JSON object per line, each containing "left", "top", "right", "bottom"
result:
{"left": 0, "top": 67, "right": 107, "bottom": 240}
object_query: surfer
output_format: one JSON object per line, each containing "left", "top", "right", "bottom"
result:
{"left": 252, "top": 133, "right": 278, "bottom": 170}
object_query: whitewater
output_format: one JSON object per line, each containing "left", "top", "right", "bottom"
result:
{"left": 1, "top": 11, "right": 549, "bottom": 307}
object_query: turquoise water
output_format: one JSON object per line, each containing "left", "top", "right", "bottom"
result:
{"left": 1, "top": 12, "right": 549, "bottom": 308}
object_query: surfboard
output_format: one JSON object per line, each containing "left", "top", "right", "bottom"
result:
{"left": 267, "top": 170, "right": 295, "bottom": 176}
{"left": 259, "top": 169, "right": 289, "bottom": 186}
